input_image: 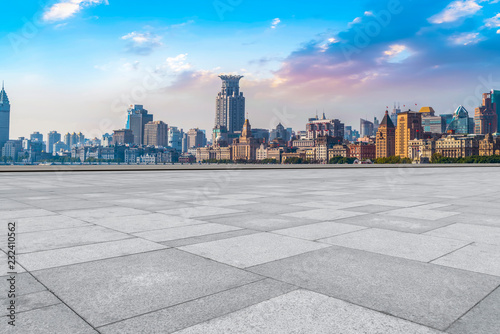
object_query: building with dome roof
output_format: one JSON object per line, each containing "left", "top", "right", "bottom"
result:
{"left": 232, "top": 119, "right": 261, "bottom": 161}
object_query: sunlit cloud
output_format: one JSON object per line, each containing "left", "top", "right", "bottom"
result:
{"left": 164, "top": 54, "right": 192, "bottom": 72}
{"left": 484, "top": 13, "right": 500, "bottom": 28}
{"left": 429, "top": 0, "right": 482, "bottom": 24}
{"left": 43, "top": 0, "right": 108, "bottom": 22}
{"left": 121, "top": 32, "right": 163, "bottom": 55}
{"left": 382, "top": 44, "right": 412, "bottom": 63}
{"left": 449, "top": 32, "right": 483, "bottom": 45}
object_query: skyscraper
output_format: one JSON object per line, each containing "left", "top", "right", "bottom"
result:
{"left": 215, "top": 75, "right": 245, "bottom": 135}
{"left": 0, "top": 82, "right": 10, "bottom": 149}
{"left": 447, "top": 106, "right": 474, "bottom": 134}
{"left": 127, "top": 105, "right": 154, "bottom": 145}
{"left": 376, "top": 110, "right": 396, "bottom": 158}
{"left": 395, "top": 111, "right": 423, "bottom": 158}
{"left": 30, "top": 132, "right": 43, "bottom": 143}
{"left": 47, "top": 131, "right": 61, "bottom": 153}
{"left": 490, "top": 89, "right": 500, "bottom": 133}
{"left": 475, "top": 92, "right": 497, "bottom": 134}
{"left": 144, "top": 121, "right": 168, "bottom": 146}
{"left": 168, "top": 127, "right": 184, "bottom": 151}
{"left": 390, "top": 103, "right": 401, "bottom": 127}
{"left": 187, "top": 129, "right": 206, "bottom": 148}
{"left": 360, "top": 118, "right": 374, "bottom": 137}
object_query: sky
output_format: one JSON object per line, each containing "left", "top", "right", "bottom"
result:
{"left": 1, "top": 0, "right": 500, "bottom": 139}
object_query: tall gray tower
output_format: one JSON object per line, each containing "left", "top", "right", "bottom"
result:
{"left": 215, "top": 75, "right": 245, "bottom": 135}
{"left": 126, "top": 105, "right": 153, "bottom": 146}
{"left": 0, "top": 81, "right": 10, "bottom": 149}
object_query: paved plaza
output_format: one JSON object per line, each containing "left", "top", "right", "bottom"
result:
{"left": 1, "top": 166, "right": 500, "bottom": 333}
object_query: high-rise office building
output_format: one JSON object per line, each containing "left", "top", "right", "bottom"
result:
{"left": 491, "top": 89, "right": 500, "bottom": 133}
{"left": 144, "top": 121, "right": 168, "bottom": 146}
{"left": 47, "top": 131, "right": 61, "bottom": 154}
{"left": 447, "top": 106, "right": 474, "bottom": 134}
{"left": 168, "top": 127, "right": 184, "bottom": 152}
{"left": 306, "top": 114, "right": 344, "bottom": 139}
{"left": 360, "top": 118, "right": 374, "bottom": 137}
{"left": 187, "top": 128, "right": 206, "bottom": 148}
{"left": 419, "top": 107, "right": 444, "bottom": 134}
{"left": 112, "top": 129, "right": 134, "bottom": 145}
{"left": 0, "top": 82, "right": 10, "bottom": 150}
{"left": 64, "top": 132, "right": 85, "bottom": 148}
{"left": 344, "top": 126, "right": 353, "bottom": 141}
{"left": 390, "top": 103, "right": 401, "bottom": 127}
{"left": 395, "top": 111, "right": 423, "bottom": 158}
{"left": 30, "top": 132, "right": 43, "bottom": 143}
{"left": 376, "top": 110, "right": 396, "bottom": 158}
{"left": 215, "top": 75, "right": 245, "bottom": 135}
{"left": 127, "top": 105, "right": 154, "bottom": 145}
{"left": 475, "top": 92, "right": 498, "bottom": 134}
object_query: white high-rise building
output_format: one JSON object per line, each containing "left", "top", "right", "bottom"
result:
{"left": 215, "top": 75, "right": 245, "bottom": 135}
{"left": 47, "top": 131, "right": 61, "bottom": 153}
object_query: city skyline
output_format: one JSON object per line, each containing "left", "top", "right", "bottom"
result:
{"left": 2, "top": 0, "right": 500, "bottom": 138}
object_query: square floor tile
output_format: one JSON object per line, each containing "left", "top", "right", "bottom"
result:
{"left": 273, "top": 221, "right": 367, "bottom": 240}
{"left": 93, "top": 213, "right": 206, "bottom": 233}
{"left": 432, "top": 243, "right": 500, "bottom": 277}
{"left": 13, "top": 226, "right": 131, "bottom": 254}
{"left": 19, "top": 238, "right": 167, "bottom": 271}
{"left": 425, "top": 223, "right": 500, "bottom": 246}
{"left": 282, "top": 209, "right": 366, "bottom": 221}
{"left": 179, "top": 232, "right": 330, "bottom": 268}
{"left": 158, "top": 206, "right": 242, "bottom": 218}
{"left": 249, "top": 246, "right": 500, "bottom": 330}
{"left": 379, "top": 208, "right": 459, "bottom": 221}
{"left": 4, "top": 304, "right": 98, "bottom": 334}
{"left": 98, "top": 279, "right": 296, "bottom": 334}
{"left": 319, "top": 228, "right": 470, "bottom": 262}
{"left": 447, "top": 286, "right": 500, "bottom": 334}
{"left": 32, "top": 249, "right": 261, "bottom": 327}
{"left": 60, "top": 207, "right": 150, "bottom": 222}
{"left": 335, "top": 214, "right": 454, "bottom": 233}
{"left": 173, "top": 290, "right": 441, "bottom": 334}
{"left": 134, "top": 223, "right": 241, "bottom": 242}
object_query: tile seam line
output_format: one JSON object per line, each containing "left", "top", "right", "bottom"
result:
{"left": 443, "top": 284, "right": 500, "bottom": 332}
{"left": 245, "top": 243, "right": 500, "bottom": 282}
{"left": 427, "top": 241, "right": 475, "bottom": 263}
{"left": 95, "top": 277, "right": 270, "bottom": 329}
{"left": 0, "top": 301, "right": 62, "bottom": 317}
{"left": 25, "top": 247, "right": 169, "bottom": 273}
{"left": 21, "top": 270, "right": 104, "bottom": 334}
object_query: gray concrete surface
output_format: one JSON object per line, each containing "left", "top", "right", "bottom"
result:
{"left": 1, "top": 167, "right": 499, "bottom": 333}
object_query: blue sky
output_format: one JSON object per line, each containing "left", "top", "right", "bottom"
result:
{"left": 1, "top": 0, "right": 500, "bottom": 139}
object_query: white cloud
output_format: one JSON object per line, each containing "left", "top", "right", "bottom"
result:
{"left": 348, "top": 17, "right": 362, "bottom": 27}
{"left": 381, "top": 44, "right": 412, "bottom": 63}
{"left": 271, "top": 18, "right": 281, "bottom": 29}
{"left": 121, "top": 32, "right": 163, "bottom": 55}
{"left": 165, "top": 54, "right": 192, "bottom": 72}
{"left": 429, "top": 0, "right": 482, "bottom": 24}
{"left": 449, "top": 32, "right": 483, "bottom": 45}
{"left": 484, "top": 13, "right": 500, "bottom": 28}
{"left": 43, "top": 0, "right": 108, "bottom": 22}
